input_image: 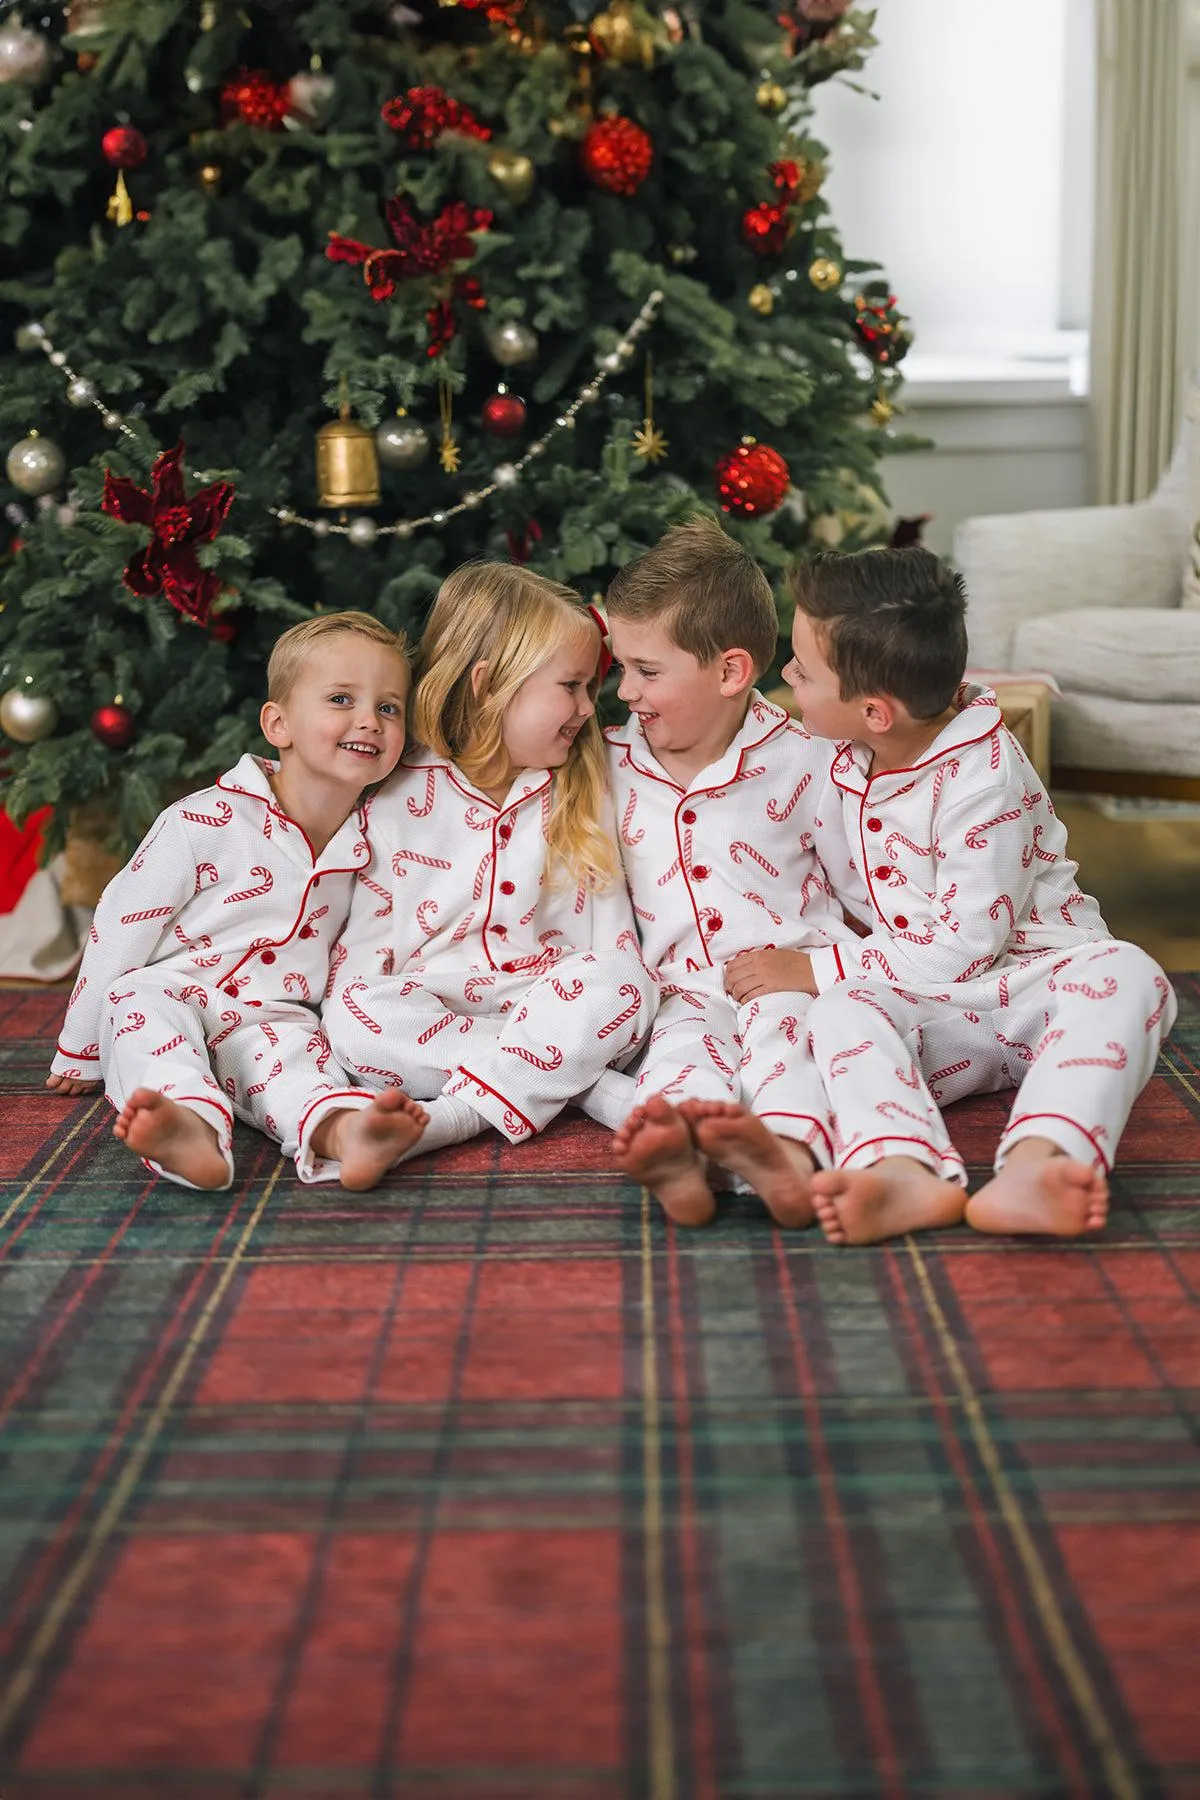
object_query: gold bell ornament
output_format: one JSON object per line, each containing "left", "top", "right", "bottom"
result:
{"left": 316, "top": 383, "right": 380, "bottom": 508}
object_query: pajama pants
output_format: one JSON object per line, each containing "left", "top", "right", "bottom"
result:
{"left": 631, "top": 985, "right": 833, "bottom": 1167}
{"left": 326, "top": 949, "right": 656, "bottom": 1143}
{"left": 101, "top": 969, "right": 373, "bottom": 1189}
{"left": 806, "top": 939, "right": 1176, "bottom": 1181}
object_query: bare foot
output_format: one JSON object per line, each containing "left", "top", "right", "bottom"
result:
{"left": 966, "top": 1141, "right": 1108, "bottom": 1237}
{"left": 686, "top": 1100, "right": 816, "bottom": 1229}
{"left": 613, "top": 1094, "right": 716, "bottom": 1227}
{"left": 114, "top": 1088, "right": 230, "bottom": 1190}
{"left": 811, "top": 1157, "right": 966, "bottom": 1246}
{"left": 313, "top": 1090, "right": 430, "bottom": 1192}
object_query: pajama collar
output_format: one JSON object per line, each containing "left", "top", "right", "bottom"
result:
{"left": 394, "top": 743, "right": 552, "bottom": 812}
{"left": 216, "top": 753, "right": 370, "bottom": 872}
{"left": 829, "top": 683, "right": 1003, "bottom": 801}
{"left": 605, "top": 689, "right": 792, "bottom": 792}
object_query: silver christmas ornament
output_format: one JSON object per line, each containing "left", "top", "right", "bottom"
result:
{"left": 486, "top": 320, "right": 539, "bottom": 368}
{"left": 348, "top": 516, "right": 378, "bottom": 546}
{"left": 0, "top": 687, "right": 57, "bottom": 744}
{"left": 66, "top": 377, "right": 97, "bottom": 407}
{"left": 375, "top": 418, "right": 430, "bottom": 470}
{"left": 5, "top": 433, "right": 66, "bottom": 497}
{"left": 0, "top": 19, "right": 54, "bottom": 85}
{"left": 14, "top": 322, "right": 46, "bottom": 352}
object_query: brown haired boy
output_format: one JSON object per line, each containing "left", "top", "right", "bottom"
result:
{"left": 47, "top": 611, "right": 428, "bottom": 1191}
{"left": 777, "top": 547, "right": 1176, "bottom": 1243}
{"left": 605, "top": 515, "right": 861, "bottom": 1227}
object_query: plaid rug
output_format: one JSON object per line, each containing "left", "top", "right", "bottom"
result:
{"left": 1, "top": 978, "right": 1198, "bottom": 1799}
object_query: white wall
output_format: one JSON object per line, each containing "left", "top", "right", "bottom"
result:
{"left": 811, "top": 0, "right": 1093, "bottom": 363}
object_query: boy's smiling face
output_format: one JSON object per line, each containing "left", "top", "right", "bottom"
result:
{"left": 263, "top": 633, "right": 410, "bottom": 796}
{"left": 610, "top": 616, "right": 736, "bottom": 763}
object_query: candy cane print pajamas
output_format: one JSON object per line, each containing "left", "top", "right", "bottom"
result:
{"left": 50, "top": 754, "right": 380, "bottom": 1188}
{"left": 606, "top": 691, "right": 862, "bottom": 1166}
{"left": 805, "top": 686, "right": 1177, "bottom": 1179}
{"left": 325, "top": 747, "right": 657, "bottom": 1143}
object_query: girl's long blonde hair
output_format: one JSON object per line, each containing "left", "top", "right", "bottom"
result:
{"left": 412, "top": 561, "right": 618, "bottom": 890}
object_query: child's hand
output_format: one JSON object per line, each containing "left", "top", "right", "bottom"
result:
{"left": 724, "top": 949, "right": 817, "bottom": 1003}
{"left": 46, "top": 1073, "right": 101, "bottom": 1096}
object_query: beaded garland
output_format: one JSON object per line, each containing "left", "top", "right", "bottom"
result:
{"left": 16, "top": 290, "right": 665, "bottom": 545}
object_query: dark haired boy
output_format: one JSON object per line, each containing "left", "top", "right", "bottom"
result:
{"left": 604, "top": 515, "right": 861, "bottom": 1228}
{"left": 739, "top": 546, "right": 1175, "bottom": 1245}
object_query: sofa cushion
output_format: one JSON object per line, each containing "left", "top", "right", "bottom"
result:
{"left": 1013, "top": 607, "right": 1200, "bottom": 704}
{"left": 1049, "top": 692, "right": 1200, "bottom": 778}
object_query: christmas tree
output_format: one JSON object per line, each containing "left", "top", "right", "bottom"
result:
{"left": 0, "top": 0, "right": 912, "bottom": 862}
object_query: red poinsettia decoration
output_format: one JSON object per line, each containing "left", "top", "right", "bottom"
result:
{"left": 102, "top": 442, "right": 236, "bottom": 626}
{"left": 327, "top": 196, "right": 493, "bottom": 301}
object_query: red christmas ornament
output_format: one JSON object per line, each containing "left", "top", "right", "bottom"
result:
{"left": 381, "top": 86, "right": 492, "bottom": 149}
{"left": 91, "top": 703, "right": 137, "bottom": 750}
{"left": 482, "top": 388, "right": 527, "bottom": 437}
{"left": 221, "top": 68, "right": 291, "bottom": 130}
{"left": 101, "top": 125, "right": 147, "bottom": 169}
{"left": 328, "top": 197, "right": 493, "bottom": 301}
{"left": 580, "top": 116, "right": 654, "bottom": 197}
{"left": 714, "top": 440, "right": 791, "bottom": 517}
{"left": 101, "top": 442, "right": 236, "bottom": 627}
{"left": 742, "top": 201, "right": 792, "bottom": 255}
{"left": 454, "top": 0, "right": 524, "bottom": 19}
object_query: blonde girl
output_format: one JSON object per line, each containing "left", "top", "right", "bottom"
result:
{"left": 324, "top": 562, "right": 656, "bottom": 1157}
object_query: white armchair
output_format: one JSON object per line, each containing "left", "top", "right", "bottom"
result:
{"left": 952, "top": 390, "right": 1200, "bottom": 799}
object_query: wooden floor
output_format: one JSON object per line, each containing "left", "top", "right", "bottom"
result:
{"left": 1056, "top": 798, "right": 1200, "bottom": 971}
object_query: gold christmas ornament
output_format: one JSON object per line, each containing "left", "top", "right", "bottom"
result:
{"left": 315, "top": 383, "right": 380, "bottom": 508}
{"left": 588, "top": 1, "right": 659, "bottom": 67}
{"left": 869, "top": 391, "right": 894, "bottom": 427}
{"left": 438, "top": 378, "right": 460, "bottom": 474}
{"left": 196, "top": 162, "right": 222, "bottom": 194}
{"left": 486, "top": 147, "right": 535, "bottom": 204}
{"left": 755, "top": 80, "right": 787, "bottom": 113}
{"left": 797, "top": 159, "right": 826, "bottom": 203}
{"left": 748, "top": 283, "right": 775, "bottom": 316}
{"left": 808, "top": 256, "right": 842, "bottom": 292}
{"left": 632, "top": 354, "right": 668, "bottom": 464}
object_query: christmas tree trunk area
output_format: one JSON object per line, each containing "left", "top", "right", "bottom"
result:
{"left": 0, "top": 0, "right": 915, "bottom": 861}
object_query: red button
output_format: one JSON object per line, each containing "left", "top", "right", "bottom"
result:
{"left": 224, "top": 983, "right": 238, "bottom": 998}
{"left": 894, "top": 915, "right": 909, "bottom": 929}
{"left": 501, "top": 961, "right": 516, "bottom": 973}
{"left": 680, "top": 809, "right": 696, "bottom": 825}
{"left": 299, "top": 926, "right": 315, "bottom": 939}
{"left": 498, "top": 823, "right": 512, "bottom": 840}
{"left": 705, "top": 913, "right": 723, "bottom": 933}
{"left": 867, "top": 817, "right": 882, "bottom": 833}
{"left": 691, "top": 865, "right": 710, "bottom": 881}
{"left": 260, "top": 949, "right": 276, "bottom": 964}
{"left": 248, "top": 999, "right": 262, "bottom": 1008}
{"left": 874, "top": 865, "right": 891, "bottom": 881}
{"left": 492, "top": 924, "right": 507, "bottom": 937}
{"left": 499, "top": 880, "right": 515, "bottom": 895}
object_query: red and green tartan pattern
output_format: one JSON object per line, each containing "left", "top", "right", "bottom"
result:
{"left": 1, "top": 978, "right": 1199, "bottom": 1797}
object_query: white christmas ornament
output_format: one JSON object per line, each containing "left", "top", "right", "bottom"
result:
{"left": 0, "top": 19, "right": 54, "bottom": 85}
{"left": 0, "top": 687, "right": 57, "bottom": 744}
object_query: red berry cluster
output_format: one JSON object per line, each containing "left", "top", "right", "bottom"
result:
{"left": 580, "top": 116, "right": 654, "bottom": 196}
{"left": 381, "top": 86, "right": 492, "bottom": 149}
{"left": 743, "top": 158, "right": 813, "bottom": 256}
